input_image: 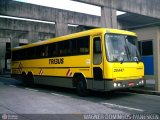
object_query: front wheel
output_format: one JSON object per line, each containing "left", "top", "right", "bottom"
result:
{"left": 76, "top": 76, "right": 89, "bottom": 97}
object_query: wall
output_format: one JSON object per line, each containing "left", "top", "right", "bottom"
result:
{"left": 156, "top": 26, "right": 160, "bottom": 91}
{"left": 132, "top": 26, "right": 160, "bottom": 91}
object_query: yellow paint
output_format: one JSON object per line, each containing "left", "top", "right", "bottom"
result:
{"left": 12, "top": 28, "right": 144, "bottom": 82}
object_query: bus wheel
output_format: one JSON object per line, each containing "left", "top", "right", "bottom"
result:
{"left": 76, "top": 76, "right": 89, "bottom": 97}
{"left": 27, "top": 72, "right": 35, "bottom": 87}
{"left": 22, "top": 72, "right": 28, "bottom": 86}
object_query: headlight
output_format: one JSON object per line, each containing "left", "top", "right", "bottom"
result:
{"left": 141, "top": 80, "right": 144, "bottom": 84}
{"left": 114, "top": 83, "right": 117, "bottom": 87}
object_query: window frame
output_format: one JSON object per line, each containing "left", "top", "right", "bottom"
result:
{"left": 12, "top": 35, "right": 90, "bottom": 61}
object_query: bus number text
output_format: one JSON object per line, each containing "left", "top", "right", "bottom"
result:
{"left": 49, "top": 58, "right": 64, "bottom": 64}
{"left": 114, "top": 68, "right": 124, "bottom": 72}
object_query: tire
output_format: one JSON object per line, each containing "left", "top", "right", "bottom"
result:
{"left": 27, "top": 72, "right": 35, "bottom": 87}
{"left": 76, "top": 76, "right": 89, "bottom": 97}
{"left": 22, "top": 72, "right": 28, "bottom": 86}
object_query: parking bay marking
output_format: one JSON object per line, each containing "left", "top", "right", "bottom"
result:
{"left": 51, "top": 92, "right": 66, "bottom": 97}
{"left": 25, "top": 88, "right": 39, "bottom": 92}
{"left": 5, "top": 84, "right": 68, "bottom": 97}
{"left": 101, "top": 102, "right": 144, "bottom": 112}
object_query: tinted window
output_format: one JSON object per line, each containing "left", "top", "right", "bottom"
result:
{"left": 94, "top": 37, "right": 101, "bottom": 53}
{"left": 138, "top": 40, "right": 153, "bottom": 56}
{"left": 49, "top": 36, "right": 90, "bottom": 57}
{"left": 77, "top": 37, "right": 89, "bottom": 54}
{"left": 12, "top": 36, "right": 90, "bottom": 61}
{"left": 26, "top": 47, "right": 35, "bottom": 59}
{"left": 142, "top": 41, "right": 153, "bottom": 56}
{"left": 93, "top": 37, "right": 102, "bottom": 65}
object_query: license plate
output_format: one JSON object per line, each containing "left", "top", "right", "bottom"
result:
{"left": 128, "top": 82, "right": 134, "bottom": 86}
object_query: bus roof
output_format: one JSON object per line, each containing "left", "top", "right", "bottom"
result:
{"left": 12, "top": 28, "right": 136, "bottom": 51}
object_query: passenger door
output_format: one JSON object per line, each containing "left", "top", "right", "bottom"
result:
{"left": 92, "top": 36, "right": 104, "bottom": 90}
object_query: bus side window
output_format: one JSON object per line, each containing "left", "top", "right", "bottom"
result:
{"left": 44, "top": 46, "right": 48, "bottom": 57}
{"left": 77, "top": 36, "right": 90, "bottom": 54}
{"left": 93, "top": 37, "right": 102, "bottom": 65}
{"left": 35, "top": 45, "right": 44, "bottom": 58}
{"left": 27, "top": 47, "right": 35, "bottom": 59}
{"left": 63, "top": 40, "right": 71, "bottom": 55}
{"left": 71, "top": 39, "right": 77, "bottom": 55}
{"left": 49, "top": 43, "right": 57, "bottom": 57}
{"left": 41, "top": 46, "right": 45, "bottom": 57}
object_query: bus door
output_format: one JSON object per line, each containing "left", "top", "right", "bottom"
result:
{"left": 92, "top": 36, "right": 104, "bottom": 90}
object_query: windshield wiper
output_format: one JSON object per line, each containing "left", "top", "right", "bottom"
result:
{"left": 124, "top": 45, "right": 131, "bottom": 59}
{"left": 120, "top": 57, "right": 124, "bottom": 64}
{"left": 120, "top": 45, "right": 130, "bottom": 64}
{"left": 125, "top": 45, "right": 139, "bottom": 64}
{"left": 134, "top": 57, "right": 139, "bottom": 64}
{"left": 120, "top": 52, "right": 125, "bottom": 64}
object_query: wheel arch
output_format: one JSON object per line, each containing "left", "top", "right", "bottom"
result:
{"left": 22, "top": 71, "right": 27, "bottom": 76}
{"left": 27, "top": 71, "right": 35, "bottom": 82}
{"left": 27, "top": 71, "right": 33, "bottom": 75}
{"left": 72, "top": 72, "right": 87, "bottom": 88}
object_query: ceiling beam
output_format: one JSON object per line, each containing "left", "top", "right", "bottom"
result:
{"left": 73, "top": 0, "right": 160, "bottom": 19}
{"left": 0, "top": 0, "right": 101, "bottom": 27}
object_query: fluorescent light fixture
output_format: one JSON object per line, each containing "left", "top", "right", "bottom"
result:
{"left": 117, "top": 11, "right": 126, "bottom": 16}
{"left": 68, "top": 24, "right": 78, "bottom": 27}
{"left": 0, "top": 15, "right": 55, "bottom": 24}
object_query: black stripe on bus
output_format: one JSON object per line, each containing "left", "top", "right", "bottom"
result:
{"left": 12, "top": 74, "right": 93, "bottom": 79}
{"left": 35, "top": 75, "right": 92, "bottom": 78}
{"left": 11, "top": 74, "right": 112, "bottom": 81}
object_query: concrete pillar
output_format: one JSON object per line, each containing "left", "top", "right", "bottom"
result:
{"left": 0, "top": 38, "right": 11, "bottom": 74}
{"left": 55, "top": 11, "right": 68, "bottom": 37}
{"left": 55, "top": 22, "right": 68, "bottom": 37}
{"left": 0, "top": 42, "right": 6, "bottom": 74}
{"left": 101, "top": 6, "right": 117, "bottom": 28}
{"left": 155, "top": 27, "right": 160, "bottom": 91}
{"left": 111, "top": 9, "right": 118, "bottom": 28}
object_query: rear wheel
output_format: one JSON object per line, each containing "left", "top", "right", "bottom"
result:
{"left": 27, "top": 72, "right": 35, "bottom": 87}
{"left": 22, "top": 72, "right": 27, "bottom": 86}
{"left": 76, "top": 76, "right": 89, "bottom": 97}
{"left": 22, "top": 72, "right": 34, "bottom": 87}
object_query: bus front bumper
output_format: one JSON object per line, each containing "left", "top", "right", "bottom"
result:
{"left": 105, "top": 78, "right": 145, "bottom": 91}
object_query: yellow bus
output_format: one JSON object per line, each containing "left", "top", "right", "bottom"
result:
{"left": 11, "top": 28, "right": 144, "bottom": 96}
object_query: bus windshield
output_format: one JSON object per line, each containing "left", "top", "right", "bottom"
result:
{"left": 105, "top": 34, "right": 141, "bottom": 62}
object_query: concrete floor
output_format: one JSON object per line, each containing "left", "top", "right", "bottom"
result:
{"left": 0, "top": 77, "right": 160, "bottom": 120}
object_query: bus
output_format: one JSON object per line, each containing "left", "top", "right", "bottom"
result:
{"left": 11, "top": 28, "right": 144, "bottom": 96}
